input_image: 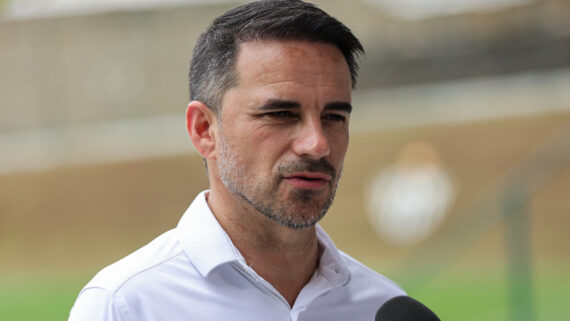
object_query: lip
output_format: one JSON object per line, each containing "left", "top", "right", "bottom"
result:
{"left": 282, "top": 172, "right": 332, "bottom": 189}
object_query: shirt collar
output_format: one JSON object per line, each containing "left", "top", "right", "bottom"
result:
{"left": 176, "top": 191, "right": 246, "bottom": 277}
{"left": 176, "top": 190, "right": 350, "bottom": 286}
{"left": 315, "top": 224, "right": 350, "bottom": 286}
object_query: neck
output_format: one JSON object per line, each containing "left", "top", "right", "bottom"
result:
{"left": 206, "top": 187, "right": 320, "bottom": 307}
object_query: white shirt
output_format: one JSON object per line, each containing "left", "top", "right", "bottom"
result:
{"left": 69, "top": 191, "right": 405, "bottom": 321}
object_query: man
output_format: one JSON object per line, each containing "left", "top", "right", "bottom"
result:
{"left": 69, "top": 1, "right": 404, "bottom": 320}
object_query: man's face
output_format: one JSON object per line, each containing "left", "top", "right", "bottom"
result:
{"left": 215, "top": 40, "right": 352, "bottom": 229}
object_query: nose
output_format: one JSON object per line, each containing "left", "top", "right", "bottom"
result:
{"left": 292, "top": 118, "right": 330, "bottom": 159}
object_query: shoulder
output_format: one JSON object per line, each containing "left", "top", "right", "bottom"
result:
{"left": 82, "top": 229, "right": 185, "bottom": 294}
{"left": 69, "top": 230, "right": 188, "bottom": 321}
{"left": 340, "top": 250, "right": 406, "bottom": 297}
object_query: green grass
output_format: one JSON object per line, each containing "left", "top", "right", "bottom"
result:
{"left": 396, "top": 268, "right": 570, "bottom": 321}
{"left": 1, "top": 268, "right": 568, "bottom": 321}
{"left": 407, "top": 273, "right": 509, "bottom": 321}
{"left": 0, "top": 274, "right": 84, "bottom": 321}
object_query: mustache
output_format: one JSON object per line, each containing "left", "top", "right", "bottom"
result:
{"left": 277, "top": 158, "right": 337, "bottom": 179}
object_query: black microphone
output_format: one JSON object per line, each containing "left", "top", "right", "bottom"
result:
{"left": 375, "top": 296, "right": 440, "bottom": 321}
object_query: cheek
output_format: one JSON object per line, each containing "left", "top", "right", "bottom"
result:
{"left": 257, "top": 136, "right": 290, "bottom": 163}
{"left": 330, "top": 137, "right": 349, "bottom": 170}
{"left": 233, "top": 129, "right": 284, "bottom": 167}
{"left": 254, "top": 133, "right": 297, "bottom": 172}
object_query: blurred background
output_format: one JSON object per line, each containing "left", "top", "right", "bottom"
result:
{"left": 1, "top": 0, "right": 569, "bottom": 320}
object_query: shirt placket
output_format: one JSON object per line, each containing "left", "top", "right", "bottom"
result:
{"left": 232, "top": 263, "right": 293, "bottom": 311}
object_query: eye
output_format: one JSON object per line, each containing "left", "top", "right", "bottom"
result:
{"left": 322, "top": 113, "right": 347, "bottom": 123}
{"left": 266, "top": 111, "right": 298, "bottom": 119}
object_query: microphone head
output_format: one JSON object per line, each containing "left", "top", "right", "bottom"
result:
{"left": 375, "top": 296, "right": 440, "bottom": 321}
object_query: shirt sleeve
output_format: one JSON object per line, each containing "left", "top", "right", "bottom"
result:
{"left": 68, "top": 287, "right": 130, "bottom": 321}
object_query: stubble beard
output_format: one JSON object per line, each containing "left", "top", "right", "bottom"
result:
{"left": 217, "top": 133, "right": 342, "bottom": 230}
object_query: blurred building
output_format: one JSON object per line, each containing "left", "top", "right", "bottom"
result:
{"left": 1, "top": 3, "right": 569, "bottom": 320}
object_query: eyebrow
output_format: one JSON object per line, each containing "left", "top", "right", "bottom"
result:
{"left": 257, "top": 99, "right": 352, "bottom": 113}
{"left": 324, "top": 101, "right": 353, "bottom": 114}
{"left": 257, "top": 99, "right": 300, "bottom": 111}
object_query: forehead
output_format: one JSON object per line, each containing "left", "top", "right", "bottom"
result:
{"left": 232, "top": 40, "right": 352, "bottom": 96}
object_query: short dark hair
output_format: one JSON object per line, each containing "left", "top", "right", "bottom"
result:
{"left": 189, "top": 0, "right": 364, "bottom": 113}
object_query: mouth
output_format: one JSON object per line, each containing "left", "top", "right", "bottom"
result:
{"left": 282, "top": 172, "right": 332, "bottom": 190}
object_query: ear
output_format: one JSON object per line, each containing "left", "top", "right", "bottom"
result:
{"left": 186, "top": 101, "right": 218, "bottom": 160}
